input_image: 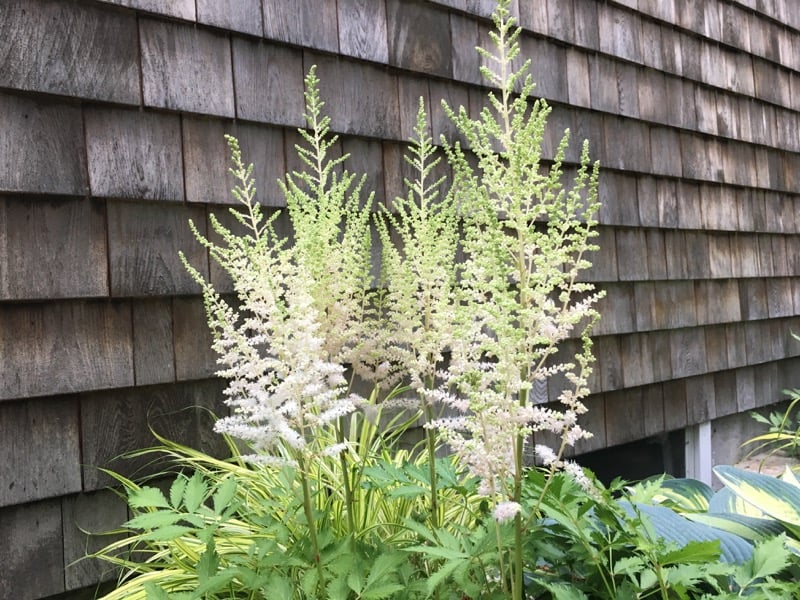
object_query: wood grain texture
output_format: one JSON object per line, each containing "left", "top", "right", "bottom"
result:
{"left": 685, "top": 374, "right": 715, "bottom": 423}
{"left": 338, "top": 0, "right": 389, "bottom": 63}
{"left": 387, "top": 0, "right": 452, "bottom": 78}
{"left": 616, "top": 230, "right": 649, "bottom": 281}
{"left": 232, "top": 38, "right": 304, "bottom": 127}
{"left": 0, "top": 0, "right": 139, "bottom": 104}
{"left": 649, "top": 127, "right": 682, "bottom": 176}
{"left": 642, "top": 384, "right": 666, "bottom": 437}
{"left": 662, "top": 379, "right": 689, "bottom": 431}
{"left": 572, "top": 0, "right": 599, "bottom": 48}
{"left": 0, "top": 196, "right": 107, "bottom": 300}
{"left": 450, "top": 13, "right": 481, "bottom": 86}
{"left": 605, "top": 388, "right": 645, "bottom": 447}
{"left": 0, "top": 396, "right": 81, "bottom": 507}
{"left": 670, "top": 328, "right": 708, "bottom": 379}
{"left": 309, "top": 52, "right": 401, "bottom": 139}
{"left": 62, "top": 490, "right": 128, "bottom": 591}
{"left": 140, "top": 19, "right": 234, "bottom": 117}
{"left": 197, "top": 0, "right": 263, "bottom": 36}
{"left": 96, "top": 0, "right": 195, "bottom": 19}
{"left": 600, "top": 6, "right": 640, "bottom": 63}
{"left": 80, "top": 379, "right": 228, "bottom": 490}
{"left": 598, "top": 171, "right": 639, "bottom": 226}
{"left": 0, "top": 301, "right": 134, "bottom": 401}
{"left": 589, "top": 54, "right": 619, "bottom": 113}
{"left": 0, "top": 93, "right": 86, "bottom": 195}
{"left": 620, "top": 334, "right": 654, "bottom": 388}
{"left": 133, "top": 298, "right": 175, "bottom": 386}
{"left": 85, "top": 108, "right": 183, "bottom": 201}
{"left": 566, "top": 48, "right": 591, "bottom": 108}
{"left": 0, "top": 499, "right": 64, "bottom": 599}
{"left": 713, "top": 371, "right": 738, "bottom": 418}
{"left": 107, "top": 201, "right": 208, "bottom": 297}
{"left": 677, "top": 182, "right": 703, "bottom": 229}
{"left": 262, "top": 0, "right": 338, "bottom": 52}
{"left": 173, "top": 297, "right": 218, "bottom": 382}
{"left": 183, "top": 117, "right": 287, "bottom": 206}
{"left": 695, "top": 279, "right": 741, "bottom": 325}
{"left": 525, "top": 35, "right": 569, "bottom": 103}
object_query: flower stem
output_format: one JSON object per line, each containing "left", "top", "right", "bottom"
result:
{"left": 337, "top": 416, "right": 357, "bottom": 537}
{"left": 298, "top": 454, "right": 326, "bottom": 592}
{"left": 423, "top": 375, "right": 440, "bottom": 529}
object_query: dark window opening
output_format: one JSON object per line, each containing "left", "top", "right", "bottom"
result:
{"left": 575, "top": 430, "right": 686, "bottom": 486}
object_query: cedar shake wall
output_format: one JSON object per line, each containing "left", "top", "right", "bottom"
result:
{"left": 2, "top": 0, "right": 800, "bottom": 596}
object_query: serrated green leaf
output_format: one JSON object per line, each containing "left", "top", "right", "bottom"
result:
{"left": 129, "top": 486, "right": 170, "bottom": 509}
{"left": 362, "top": 584, "right": 406, "bottom": 599}
{"left": 639, "top": 568, "right": 658, "bottom": 590}
{"left": 365, "top": 552, "right": 405, "bottom": 588}
{"left": 212, "top": 476, "right": 237, "bottom": 516}
{"left": 184, "top": 471, "right": 207, "bottom": 513}
{"left": 142, "top": 524, "right": 196, "bottom": 541}
{"left": 543, "top": 582, "right": 589, "bottom": 600}
{"left": 169, "top": 476, "right": 187, "bottom": 509}
{"left": 347, "top": 570, "right": 364, "bottom": 594}
{"left": 405, "top": 545, "right": 468, "bottom": 560}
{"left": 750, "top": 535, "right": 791, "bottom": 580}
{"left": 144, "top": 582, "right": 171, "bottom": 600}
{"left": 124, "top": 510, "right": 184, "bottom": 530}
{"left": 424, "top": 559, "right": 463, "bottom": 595}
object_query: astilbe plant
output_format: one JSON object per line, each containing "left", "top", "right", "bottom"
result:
{"left": 426, "top": 2, "right": 602, "bottom": 597}
{"left": 93, "top": 1, "right": 609, "bottom": 598}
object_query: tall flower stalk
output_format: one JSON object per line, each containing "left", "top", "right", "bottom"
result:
{"left": 376, "top": 99, "right": 461, "bottom": 529}
{"left": 432, "top": 1, "right": 603, "bottom": 597}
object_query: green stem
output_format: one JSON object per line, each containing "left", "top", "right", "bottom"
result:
{"left": 298, "top": 454, "right": 326, "bottom": 594}
{"left": 512, "top": 387, "right": 527, "bottom": 600}
{"left": 337, "top": 416, "right": 357, "bottom": 537}
{"left": 423, "top": 376, "right": 440, "bottom": 530}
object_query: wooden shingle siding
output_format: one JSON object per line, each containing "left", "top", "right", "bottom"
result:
{"left": 0, "top": 499, "right": 65, "bottom": 599}
{"left": 0, "top": 397, "right": 81, "bottom": 506}
{"left": 232, "top": 38, "right": 305, "bottom": 127}
{"left": 96, "top": 0, "right": 196, "bottom": 20}
{"left": 85, "top": 108, "right": 184, "bottom": 201}
{"left": 196, "top": 0, "right": 264, "bottom": 37}
{"left": 0, "top": 301, "right": 134, "bottom": 401}
{"left": 80, "top": 380, "right": 227, "bottom": 490}
{"left": 0, "top": 93, "right": 86, "bottom": 195}
{"left": 0, "top": 196, "right": 108, "bottom": 300}
{"left": 62, "top": 490, "right": 128, "bottom": 592}
{"left": 107, "top": 201, "right": 207, "bottom": 296}
{"left": 182, "top": 117, "right": 287, "bottom": 206}
{"left": 0, "top": 0, "right": 140, "bottom": 104}
{"left": 262, "top": 0, "right": 339, "bottom": 52}
{"left": 140, "top": 19, "right": 235, "bottom": 117}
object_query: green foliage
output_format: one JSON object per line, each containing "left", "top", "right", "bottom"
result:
{"left": 746, "top": 386, "right": 800, "bottom": 459}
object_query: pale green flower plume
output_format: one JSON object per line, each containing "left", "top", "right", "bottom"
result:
{"left": 375, "top": 97, "right": 460, "bottom": 395}
{"left": 180, "top": 69, "right": 375, "bottom": 465}
{"left": 432, "top": 0, "right": 604, "bottom": 501}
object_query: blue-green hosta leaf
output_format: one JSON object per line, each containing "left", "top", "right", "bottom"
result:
{"left": 652, "top": 478, "right": 713, "bottom": 513}
{"left": 714, "top": 465, "right": 800, "bottom": 528}
{"left": 708, "top": 486, "right": 765, "bottom": 518}
{"left": 620, "top": 501, "right": 753, "bottom": 564}
{"left": 685, "top": 512, "right": 784, "bottom": 541}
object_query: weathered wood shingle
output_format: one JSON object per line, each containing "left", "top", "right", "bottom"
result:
{"left": 85, "top": 108, "right": 184, "bottom": 201}
{"left": 0, "top": 196, "right": 108, "bottom": 300}
{"left": 140, "top": 18, "right": 235, "bottom": 117}
{"left": 0, "top": 0, "right": 140, "bottom": 104}
{"left": 0, "top": 301, "right": 134, "bottom": 401}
